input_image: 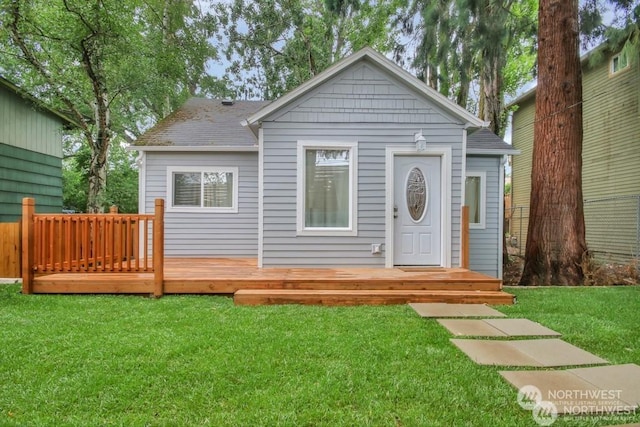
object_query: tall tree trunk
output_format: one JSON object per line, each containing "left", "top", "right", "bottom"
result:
{"left": 479, "top": 52, "right": 503, "bottom": 135}
{"left": 519, "top": 0, "right": 587, "bottom": 285}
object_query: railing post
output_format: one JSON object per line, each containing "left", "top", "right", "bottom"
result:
{"left": 461, "top": 205, "right": 470, "bottom": 269}
{"left": 109, "top": 205, "right": 118, "bottom": 214}
{"left": 153, "top": 198, "right": 165, "bottom": 297}
{"left": 21, "top": 198, "right": 35, "bottom": 294}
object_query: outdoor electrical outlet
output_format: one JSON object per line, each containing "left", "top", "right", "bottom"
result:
{"left": 371, "top": 244, "right": 382, "bottom": 254}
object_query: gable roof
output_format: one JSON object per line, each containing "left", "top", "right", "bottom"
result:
{"left": 244, "top": 47, "right": 488, "bottom": 131}
{"left": 467, "top": 128, "right": 519, "bottom": 155}
{"left": 0, "top": 75, "right": 79, "bottom": 129}
{"left": 134, "top": 98, "right": 270, "bottom": 150}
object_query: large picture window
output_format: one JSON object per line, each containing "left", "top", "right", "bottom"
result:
{"left": 465, "top": 171, "right": 486, "bottom": 229}
{"left": 167, "top": 167, "right": 238, "bottom": 212}
{"left": 297, "top": 141, "right": 358, "bottom": 236}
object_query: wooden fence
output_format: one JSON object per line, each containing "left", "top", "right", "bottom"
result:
{"left": 22, "top": 198, "right": 165, "bottom": 296}
{"left": 0, "top": 222, "right": 21, "bottom": 277}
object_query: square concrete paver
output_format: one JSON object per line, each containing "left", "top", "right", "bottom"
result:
{"left": 451, "top": 338, "right": 608, "bottom": 367}
{"left": 438, "top": 319, "right": 508, "bottom": 336}
{"left": 484, "top": 319, "right": 560, "bottom": 337}
{"left": 438, "top": 318, "right": 560, "bottom": 337}
{"left": 500, "top": 364, "right": 640, "bottom": 415}
{"left": 408, "top": 303, "right": 506, "bottom": 318}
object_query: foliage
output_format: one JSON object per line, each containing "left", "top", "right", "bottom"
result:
{"left": 214, "top": 0, "right": 401, "bottom": 99}
{"left": 398, "top": 0, "right": 538, "bottom": 136}
{"left": 0, "top": 0, "right": 221, "bottom": 212}
{"left": 63, "top": 136, "right": 138, "bottom": 213}
{"left": 1, "top": 284, "right": 639, "bottom": 425}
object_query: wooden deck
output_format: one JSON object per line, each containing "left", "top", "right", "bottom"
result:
{"left": 32, "top": 258, "right": 514, "bottom": 305}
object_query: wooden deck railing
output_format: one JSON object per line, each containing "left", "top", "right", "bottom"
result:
{"left": 22, "top": 198, "right": 165, "bottom": 296}
{"left": 461, "top": 205, "right": 470, "bottom": 269}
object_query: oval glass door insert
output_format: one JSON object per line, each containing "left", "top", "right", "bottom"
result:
{"left": 406, "top": 167, "right": 428, "bottom": 221}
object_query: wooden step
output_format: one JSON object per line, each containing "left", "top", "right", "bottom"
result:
{"left": 234, "top": 289, "right": 515, "bottom": 306}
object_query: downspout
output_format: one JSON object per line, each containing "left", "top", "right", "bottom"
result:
{"left": 498, "top": 155, "right": 506, "bottom": 279}
{"left": 257, "top": 127, "right": 264, "bottom": 268}
{"left": 136, "top": 151, "right": 146, "bottom": 214}
{"left": 460, "top": 128, "right": 468, "bottom": 267}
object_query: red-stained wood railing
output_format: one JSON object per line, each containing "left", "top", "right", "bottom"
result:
{"left": 21, "top": 198, "right": 165, "bottom": 296}
{"left": 461, "top": 205, "right": 470, "bottom": 269}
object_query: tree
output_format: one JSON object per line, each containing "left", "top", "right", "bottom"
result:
{"left": 63, "top": 137, "right": 139, "bottom": 213}
{"left": 215, "top": 0, "right": 400, "bottom": 99}
{"left": 401, "top": 0, "right": 537, "bottom": 136}
{"left": 519, "top": 0, "right": 587, "bottom": 285}
{"left": 0, "top": 0, "right": 219, "bottom": 212}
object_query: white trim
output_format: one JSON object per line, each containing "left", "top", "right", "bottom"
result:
{"left": 467, "top": 148, "right": 520, "bottom": 155}
{"left": 296, "top": 140, "right": 358, "bottom": 237}
{"left": 385, "top": 145, "right": 452, "bottom": 268}
{"left": 136, "top": 151, "right": 146, "bottom": 214}
{"left": 257, "top": 127, "right": 264, "bottom": 268}
{"left": 498, "top": 156, "right": 506, "bottom": 279}
{"left": 465, "top": 171, "right": 487, "bottom": 230}
{"left": 166, "top": 166, "right": 239, "bottom": 213}
{"left": 129, "top": 145, "right": 258, "bottom": 152}
{"left": 245, "top": 48, "right": 487, "bottom": 129}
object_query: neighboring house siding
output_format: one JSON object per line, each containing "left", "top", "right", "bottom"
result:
{"left": 0, "top": 84, "right": 64, "bottom": 221}
{"left": 0, "top": 85, "right": 63, "bottom": 158}
{"left": 510, "top": 49, "right": 640, "bottom": 262}
{"left": 0, "top": 143, "right": 63, "bottom": 221}
{"left": 261, "top": 61, "right": 464, "bottom": 267}
{"left": 467, "top": 156, "right": 501, "bottom": 277}
{"left": 510, "top": 96, "right": 534, "bottom": 251}
{"left": 145, "top": 152, "right": 258, "bottom": 257}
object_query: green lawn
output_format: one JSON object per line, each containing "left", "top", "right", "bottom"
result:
{"left": 0, "top": 285, "right": 638, "bottom": 426}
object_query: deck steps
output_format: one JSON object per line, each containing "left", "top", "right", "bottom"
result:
{"left": 233, "top": 289, "right": 515, "bottom": 306}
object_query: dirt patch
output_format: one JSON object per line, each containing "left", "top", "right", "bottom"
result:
{"left": 503, "top": 251, "right": 640, "bottom": 286}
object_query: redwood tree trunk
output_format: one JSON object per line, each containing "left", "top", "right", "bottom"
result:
{"left": 519, "top": 0, "right": 587, "bottom": 285}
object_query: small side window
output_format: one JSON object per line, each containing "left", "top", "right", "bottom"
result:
{"left": 611, "top": 52, "right": 629, "bottom": 75}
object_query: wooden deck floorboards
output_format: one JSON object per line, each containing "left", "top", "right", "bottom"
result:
{"left": 32, "top": 258, "right": 514, "bottom": 305}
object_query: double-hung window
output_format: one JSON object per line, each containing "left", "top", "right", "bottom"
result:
{"left": 465, "top": 171, "right": 486, "bottom": 229}
{"left": 167, "top": 167, "right": 238, "bottom": 212}
{"left": 297, "top": 141, "right": 358, "bottom": 236}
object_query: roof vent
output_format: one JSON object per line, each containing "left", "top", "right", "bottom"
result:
{"left": 221, "top": 99, "right": 234, "bottom": 106}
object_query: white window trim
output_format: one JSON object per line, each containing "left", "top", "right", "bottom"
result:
{"left": 465, "top": 171, "right": 486, "bottom": 230}
{"left": 610, "top": 52, "right": 629, "bottom": 75}
{"left": 296, "top": 140, "right": 358, "bottom": 236}
{"left": 166, "top": 166, "right": 239, "bottom": 213}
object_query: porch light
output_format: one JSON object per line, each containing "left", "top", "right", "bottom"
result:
{"left": 415, "top": 131, "right": 427, "bottom": 152}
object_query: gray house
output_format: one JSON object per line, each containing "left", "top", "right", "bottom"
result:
{"left": 133, "top": 48, "right": 516, "bottom": 277}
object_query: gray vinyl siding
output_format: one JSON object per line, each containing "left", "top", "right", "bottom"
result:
{"left": 261, "top": 61, "right": 465, "bottom": 267}
{"left": 0, "top": 85, "right": 63, "bottom": 158}
{"left": 467, "top": 156, "right": 501, "bottom": 277}
{"left": 0, "top": 143, "right": 62, "bottom": 221}
{"left": 145, "top": 152, "right": 258, "bottom": 257}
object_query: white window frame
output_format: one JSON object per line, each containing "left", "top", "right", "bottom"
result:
{"left": 166, "top": 166, "right": 239, "bottom": 213}
{"left": 465, "top": 171, "right": 486, "bottom": 230}
{"left": 610, "top": 52, "right": 629, "bottom": 75}
{"left": 296, "top": 140, "right": 358, "bottom": 236}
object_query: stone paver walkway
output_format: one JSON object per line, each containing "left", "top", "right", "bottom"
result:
{"left": 410, "top": 302, "right": 639, "bottom": 420}
{"left": 437, "top": 318, "right": 560, "bottom": 337}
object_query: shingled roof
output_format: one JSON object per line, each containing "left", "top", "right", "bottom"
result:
{"left": 467, "top": 128, "right": 518, "bottom": 155}
{"left": 135, "top": 98, "right": 271, "bottom": 147}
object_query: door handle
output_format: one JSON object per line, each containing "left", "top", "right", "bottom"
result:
{"left": 393, "top": 205, "right": 398, "bottom": 218}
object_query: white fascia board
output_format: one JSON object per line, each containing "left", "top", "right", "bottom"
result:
{"left": 128, "top": 145, "right": 258, "bottom": 152}
{"left": 467, "top": 148, "right": 521, "bottom": 156}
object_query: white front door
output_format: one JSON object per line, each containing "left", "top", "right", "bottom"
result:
{"left": 393, "top": 156, "right": 442, "bottom": 266}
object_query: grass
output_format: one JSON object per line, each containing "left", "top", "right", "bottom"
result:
{"left": 0, "top": 285, "right": 638, "bottom": 426}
